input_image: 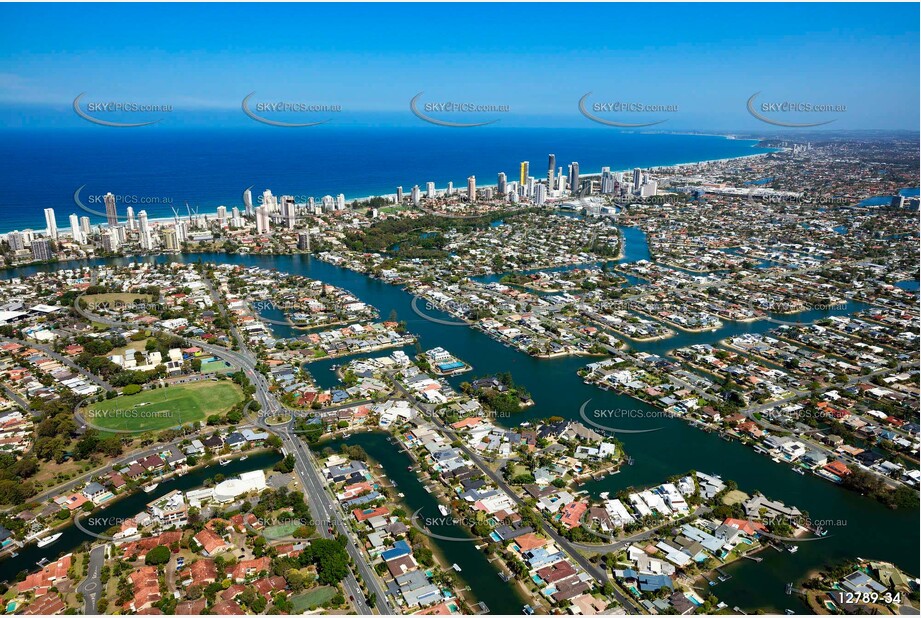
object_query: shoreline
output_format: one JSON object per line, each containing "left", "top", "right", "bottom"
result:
{"left": 0, "top": 140, "right": 775, "bottom": 236}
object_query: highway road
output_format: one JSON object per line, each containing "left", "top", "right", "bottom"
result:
{"left": 74, "top": 290, "right": 395, "bottom": 615}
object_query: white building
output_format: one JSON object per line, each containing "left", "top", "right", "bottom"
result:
{"left": 44, "top": 208, "right": 57, "bottom": 240}
{"left": 213, "top": 470, "right": 267, "bottom": 503}
{"left": 69, "top": 213, "right": 84, "bottom": 244}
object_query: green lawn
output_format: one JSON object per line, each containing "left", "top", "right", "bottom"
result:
{"left": 85, "top": 381, "right": 243, "bottom": 432}
{"left": 263, "top": 522, "right": 301, "bottom": 541}
{"left": 291, "top": 586, "right": 338, "bottom": 612}
{"left": 201, "top": 359, "right": 234, "bottom": 374}
{"left": 81, "top": 292, "right": 153, "bottom": 310}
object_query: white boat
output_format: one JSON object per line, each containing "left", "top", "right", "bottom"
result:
{"left": 143, "top": 483, "right": 160, "bottom": 493}
{"left": 438, "top": 505, "right": 449, "bottom": 517}
{"left": 219, "top": 459, "right": 230, "bottom": 466}
{"left": 788, "top": 545, "right": 798, "bottom": 554}
{"left": 240, "top": 455, "right": 248, "bottom": 461}
{"left": 452, "top": 563, "right": 462, "bottom": 572}
{"left": 37, "top": 533, "right": 62, "bottom": 548}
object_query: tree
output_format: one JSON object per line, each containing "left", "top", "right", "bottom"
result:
{"left": 306, "top": 538, "right": 350, "bottom": 585}
{"left": 145, "top": 545, "right": 171, "bottom": 566}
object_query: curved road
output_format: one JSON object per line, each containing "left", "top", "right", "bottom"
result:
{"left": 74, "top": 292, "right": 394, "bottom": 615}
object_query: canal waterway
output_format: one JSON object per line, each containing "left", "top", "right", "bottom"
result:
{"left": 1, "top": 227, "right": 917, "bottom": 613}
{"left": 317, "top": 432, "right": 529, "bottom": 614}
{"left": 0, "top": 451, "right": 281, "bottom": 585}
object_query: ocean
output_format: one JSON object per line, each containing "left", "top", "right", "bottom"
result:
{"left": 0, "top": 127, "right": 773, "bottom": 233}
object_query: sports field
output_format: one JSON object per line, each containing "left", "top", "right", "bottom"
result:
{"left": 262, "top": 522, "right": 301, "bottom": 541}
{"left": 201, "top": 359, "right": 234, "bottom": 374}
{"left": 80, "top": 292, "right": 153, "bottom": 310}
{"left": 85, "top": 381, "right": 244, "bottom": 432}
{"left": 290, "top": 587, "right": 338, "bottom": 612}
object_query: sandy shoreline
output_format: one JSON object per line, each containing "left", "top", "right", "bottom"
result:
{"left": 2, "top": 139, "right": 774, "bottom": 236}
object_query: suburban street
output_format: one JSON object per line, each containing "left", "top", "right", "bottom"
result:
{"left": 0, "top": 334, "right": 113, "bottom": 391}
{"left": 76, "top": 544, "right": 106, "bottom": 614}
{"left": 388, "top": 376, "right": 645, "bottom": 615}
{"left": 74, "top": 292, "right": 395, "bottom": 615}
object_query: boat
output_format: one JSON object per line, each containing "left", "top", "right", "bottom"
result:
{"left": 10, "top": 551, "right": 18, "bottom": 557}
{"left": 523, "top": 605, "right": 535, "bottom": 615}
{"left": 793, "top": 467, "right": 805, "bottom": 475}
{"left": 451, "top": 563, "right": 462, "bottom": 572}
{"left": 787, "top": 545, "right": 798, "bottom": 554}
{"left": 407, "top": 465, "right": 414, "bottom": 471}
{"left": 36, "top": 533, "right": 62, "bottom": 548}
{"left": 240, "top": 455, "right": 248, "bottom": 461}
{"left": 438, "top": 505, "right": 449, "bottom": 517}
{"left": 143, "top": 483, "right": 160, "bottom": 493}
{"left": 36, "top": 558, "right": 49, "bottom": 567}
{"left": 219, "top": 459, "right": 230, "bottom": 466}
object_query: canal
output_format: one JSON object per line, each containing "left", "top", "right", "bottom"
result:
{"left": 317, "top": 432, "right": 528, "bottom": 614}
{"left": 2, "top": 228, "right": 918, "bottom": 613}
{"left": 0, "top": 451, "right": 281, "bottom": 585}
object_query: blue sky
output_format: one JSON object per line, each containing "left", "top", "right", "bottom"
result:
{"left": 1, "top": 3, "right": 918, "bottom": 130}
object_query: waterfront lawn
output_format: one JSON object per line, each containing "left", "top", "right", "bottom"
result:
{"left": 85, "top": 381, "right": 244, "bottom": 432}
{"left": 291, "top": 586, "right": 338, "bottom": 612}
{"left": 721, "top": 489, "right": 749, "bottom": 506}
